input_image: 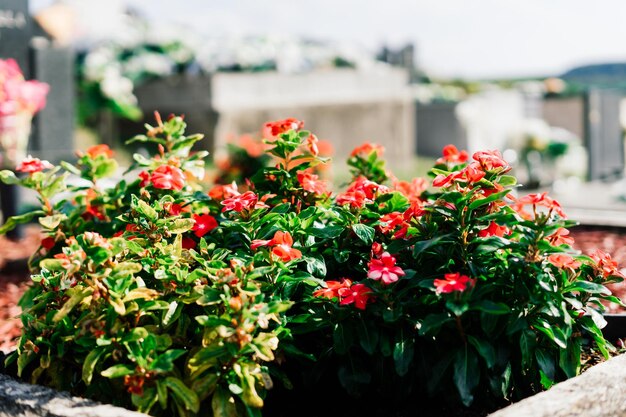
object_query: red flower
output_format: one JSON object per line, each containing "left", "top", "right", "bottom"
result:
{"left": 86, "top": 144, "right": 114, "bottom": 158}
{"left": 392, "top": 177, "right": 427, "bottom": 202}
{"left": 367, "top": 252, "right": 405, "bottom": 285}
{"left": 338, "top": 283, "right": 373, "bottom": 310}
{"left": 434, "top": 272, "right": 475, "bottom": 294}
{"left": 313, "top": 279, "right": 353, "bottom": 299}
{"left": 548, "top": 253, "right": 581, "bottom": 270}
{"left": 436, "top": 144, "right": 469, "bottom": 165}
{"left": 221, "top": 191, "right": 259, "bottom": 212}
{"left": 336, "top": 189, "right": 368, "bottom": 208}
{"left": 371, "top": 242, "right": 383, "bottom": 257}
{"left": 192, "top": 214, "right": 218, "bottom": 237}
{"left": 478, "top": 222, "right": 509, "bottom": 238}
{"left": 297, "top": 171, "right": 327, "bottom": 195}
{"left": 378, "top": 212, "right": 405, "bottom": 235}
{"left": 150, "top": 165, "right": 185, "bottom": 190}
{"left": 350, "top": 143, "right": 384, "bottom": 158}
{"left": 182, "top": 237, "right": 197, "bottom": 250}
{"left": 41, "top": 237, "right": 55, "bottom": 251}
{"left": 16, "top": 155, "right": 53, "bottom": 173}
{"left": 138, "top": 171, "right": 150, "bottom": 187}
{"left": 263, "top": 118, "right": 304, "bottom": 138}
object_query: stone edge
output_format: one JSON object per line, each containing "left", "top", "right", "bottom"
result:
{"left": 487, "top": 352, "right": 626, "bottom": 417}
{"left": 0, "top": 373, "right": 147, "bottom": 417}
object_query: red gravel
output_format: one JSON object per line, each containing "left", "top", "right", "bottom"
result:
{"left": 0, "top": 225, "right": 625, "bottom": 353}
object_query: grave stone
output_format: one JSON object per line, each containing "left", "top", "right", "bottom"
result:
{"left": 415, "top": 101, "right": 466, "bottom": 158}
{"left": 29, "top": 37, "right": 75, "bottom": 164}
{"left": 584, "top": 88, "right": 625, "bottom": 181}
{"left": 0, "top": 0, "right": 31, "bottom": 76}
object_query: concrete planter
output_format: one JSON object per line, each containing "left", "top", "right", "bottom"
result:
{"left": 2, "top": 348, "right": 626, "bottom": 417}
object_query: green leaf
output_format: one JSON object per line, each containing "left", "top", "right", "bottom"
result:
{"left": 453, "top": 345, "right": 480, "bottom": 407}
{"left": 0, "top": 210, "right": 44, "bottom": 234}
{"left": 393, "top": 335, "right": 414, "bottom": 377}
{"left": 168, "top": 218, "right": 196, "bottom": 234}
{"left": 212, "top": 387, "right": 238, "bottom": 417}
{"left": 305, "top": 256, "right": 327, "bottom": 277}
{"left": 356, "top": 319, "right": 379, "bottom": 355}
{"left": 112, "top": 262, "right": 142, "bottom": 277}
{"left": 0, "top": 170, "right": 20, "bottom": 185}
{"left": 468, "top": 189, "right": 511, "bottom": 210}
{"left": 497, "top": 175, "right": 517, "bottom": 187}
{"left": 82, "top": 348, "right": 106, "bottom": 385}
{"left": 133, "top": 196, "right": 158, "bottom": 221}
{"left": 558, "top": 337, "right": 581, "bottom": 378}
{"left": 333, "top": 323, "right": 353, "bottom": 355}
{"left": 150, "top": 349, "right": 186, "bottom": 373}
{"left": 467, "top": 336, "right": 496, "bottom": 368}
{"left": 164, "top": 377, "right": 200, "bottom": 413}
{"left": 519, "top": 329, "right": 536, "bottom": 369}
{"left": 101, "top": 364, "right": 135, "bottom": 378}
{"left": 351, "top": 223, "right": 375, "bottom": 245}
{"left": 535, "top": 348, "right": 556, "bottom": 380}
{"left": 309, "top": 225, "right": 344, "bottom": 239}
{"left": 60, "top": 161, "right": 81, "bottom": 176}
{"left": 53, "top": 287, "right": 92, "bottom": 322}
{"left": 419, "top": 313, "right": 453, "bottom": 336}
{"left": 472, "top": 300, "right": 510, "bottom": 315}
{"left": 565, "top": 280, "right": 611, "bottom": 295}
{"left": 156, "top": 380, "right": 168, "bottom": 410}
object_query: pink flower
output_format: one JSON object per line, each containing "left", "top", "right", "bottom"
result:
{"left": 367, "top": 252, "right": 405, "bottom": 285}
{"left": 547, "top": 228, "right": 574, "bottom": 246}
{"left": 221, "top": 191, "right": 259, "bottom": 212}
{"left": 192, "top": 214, "right": 218, "bottom": 237}
{"left": 591, "top": 249, "right": 624, "bottom": 278}
{"left": 250, "top": 231, "right": 302, "bottom": 262}
{"left": 208, "top": 182, "right": 239, "bottom": 201}
{"left": 16, "top": 155, "right": 53, "bottom": 173}
{"left": 472, "top": 149, "right": 511, "bottom": 173}
{"left": 306, "top": 134, "right": 319, "bottom": 156}
{"left": 548, "top": 253, "right": 581, "bottom": 270}
{"left": 297, "top": 171, "right": 327, "bottom": 195}
{"left": 150, "top": 165, "right": 185, "bottom": 190}
{"left": 512, "top": 192, "right": 566, "bottom": 219}
{"left": 338, "top": 283, "right": 373, "bottom": 310}
{"left": 434, "top": 272, "right": 475, "bottom": 294}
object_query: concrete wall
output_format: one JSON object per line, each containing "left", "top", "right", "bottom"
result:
{"left": 211, "top": 68, "right": 416, "bottom": 175}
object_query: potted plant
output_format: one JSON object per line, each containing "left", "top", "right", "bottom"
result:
{"left": 0, "top": 114, "right": 623, "bottom": 417}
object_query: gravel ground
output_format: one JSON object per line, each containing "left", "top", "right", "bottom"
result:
{"left": 0, "top": 224, "right": 626, "bottom": 353}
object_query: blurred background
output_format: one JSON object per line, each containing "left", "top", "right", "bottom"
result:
{"left": 4, "top": 0, "right": 626, "bottom": 197}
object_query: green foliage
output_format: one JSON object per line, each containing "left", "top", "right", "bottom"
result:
{"left": 2, "top": 114, "right": 623, "bottom": 416}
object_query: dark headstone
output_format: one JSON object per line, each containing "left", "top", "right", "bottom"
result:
{"left": 584, "top": 88, "right": 625, "bottom": 181}
{"left": 416, "top": 101, "right": 467, "bottom": 158}
{"left": 28, "top": 37, "right": 75, "bottom": 164}
{"left": 0, "top": 0, "right": 31, "bottom": 76}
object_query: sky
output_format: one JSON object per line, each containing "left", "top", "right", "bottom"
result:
{"left": 29, "top": 0, "right": 626, "bottom": 80}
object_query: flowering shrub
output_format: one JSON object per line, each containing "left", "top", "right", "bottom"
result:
{"left": 1, "top": 116, "right": 623, "bottom": 416}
